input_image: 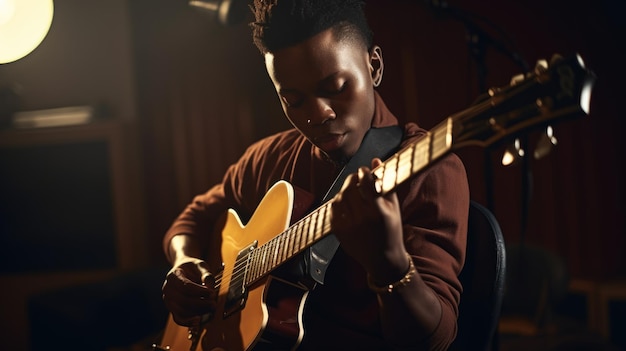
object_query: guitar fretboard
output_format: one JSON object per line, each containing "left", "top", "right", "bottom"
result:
{"left": 241, "top": 118, "right": 455, "bottom": 286}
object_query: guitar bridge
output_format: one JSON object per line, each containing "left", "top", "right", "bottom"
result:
{"left": 224, "top": 241, "right": 257, "bottom": 318}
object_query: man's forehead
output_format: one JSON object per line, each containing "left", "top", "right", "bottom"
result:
{"left": 265, "top": 45, "right": 349, "bottom": 84}
{"left": 265, "top": 30, "right": 362, "bottom": 66}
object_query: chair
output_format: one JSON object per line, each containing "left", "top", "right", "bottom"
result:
{"left": 450, "top": 200, "right": 507, "bottom": 351}
{"left": 498, "top": 243, "right": 569, "bottom": 337}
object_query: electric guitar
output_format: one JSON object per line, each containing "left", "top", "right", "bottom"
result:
{"left": 153, "top": 54, "right": 595, "bottom": 351}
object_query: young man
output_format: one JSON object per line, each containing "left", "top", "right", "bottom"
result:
{"left": 161, "top": 0, "right": 469, "bottom": 349}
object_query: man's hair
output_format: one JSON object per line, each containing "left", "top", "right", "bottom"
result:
{"left": 250, "top": 0, "right": 373, "bottom": 54}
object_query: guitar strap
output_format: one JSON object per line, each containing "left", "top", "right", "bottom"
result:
{"left": 304, "top": 125, "right": 403, "bottom": 285}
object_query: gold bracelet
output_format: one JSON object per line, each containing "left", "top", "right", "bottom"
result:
{"left": 367, "top": 253, "right": 416, "bottom": 294}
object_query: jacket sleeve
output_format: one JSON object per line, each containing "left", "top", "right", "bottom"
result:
{"left": 162, "top": 142, "right": 261, "bottom": 263}
{"left": 400, "top": 152, "right": 469, "bottom": 349}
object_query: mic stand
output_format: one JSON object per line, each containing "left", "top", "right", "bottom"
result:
{"left": 425, "top": 0, "right": 532, "bottom": 244}
{"left": 463, "top": 19, "right": 532, "bottom": 242}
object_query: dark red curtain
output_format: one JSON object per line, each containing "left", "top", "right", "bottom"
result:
{"left": 368, "top": 0, "right": 625, "bottom": 281}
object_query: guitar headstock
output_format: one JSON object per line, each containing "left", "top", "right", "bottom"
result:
{"left": 451, "top": 53, "right": 596, "bottom": 151}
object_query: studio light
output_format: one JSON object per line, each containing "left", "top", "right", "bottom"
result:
{"left": 0, "top": 0, "right": 54, "bottom": 64}
{"left": 188, "top": 0, "right": 249, "bottom": 26}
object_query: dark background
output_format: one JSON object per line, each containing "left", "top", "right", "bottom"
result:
{"left": 0, "top": 0, "right": 624, "bottom": 349}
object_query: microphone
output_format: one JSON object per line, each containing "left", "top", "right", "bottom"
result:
{"left": 421, "top": 0, "right": 530, "bottom": 75}
{"left": 188, "top": 0, "right": 250, "bottom": 26}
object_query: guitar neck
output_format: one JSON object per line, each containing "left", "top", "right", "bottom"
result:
{"left": 243, "top": 118, "right": 454, "bottom": 286}
{"left": 242, "top": 54, "right": 596, "bottom": 287}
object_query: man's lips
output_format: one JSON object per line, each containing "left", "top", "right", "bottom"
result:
{"left": 313, "top": 133, "right": 346, "bottom": 151}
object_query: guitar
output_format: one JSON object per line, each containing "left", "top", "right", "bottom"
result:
{"left": 154, "top": 54, "right": 595, "bottom": 351}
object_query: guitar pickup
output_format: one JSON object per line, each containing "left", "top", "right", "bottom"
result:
{"left": 224, "top": 241, "right": 257, "bottom": 318}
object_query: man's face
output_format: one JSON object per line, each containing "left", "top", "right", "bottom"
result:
{"left": 265, "top": 28, "right": 380, "bottom": 163}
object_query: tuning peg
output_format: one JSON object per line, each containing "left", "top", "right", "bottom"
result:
{"left": 534, "top": 125, "right": 558, "bottom": 159}
{"left": 502, "top": 138, "right": 525, "bottom": 166}
{"left": 534, "top": 59, "right": 548, "bottom": 73}
{"left": 550, "top": 53, "right": 564, "bottom": 65}
{"left": 510, "top": 73, "right": 525, "bottom": 86}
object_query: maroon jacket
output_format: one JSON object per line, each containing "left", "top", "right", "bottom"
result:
{"left": 164, "top": 92, "right": 469, "bottom": 350}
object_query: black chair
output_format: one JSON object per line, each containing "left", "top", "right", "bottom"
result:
{"left": 450, "top": 200, "right": 507, "bottom": 351}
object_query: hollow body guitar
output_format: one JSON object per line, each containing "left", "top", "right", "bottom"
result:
{"left": 155, "top": 54, "right": 595, "bottom": 351}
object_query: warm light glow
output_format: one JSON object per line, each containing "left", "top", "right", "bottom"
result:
{"left": 0, "top": 0, "right": 54, "bottom": 64}
{"left": 501, "top": 138, "right": 525, "bottom": 166}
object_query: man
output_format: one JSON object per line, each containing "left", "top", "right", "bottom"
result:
{"left": 161, "top": 0, "right": 469, "bottom": 349}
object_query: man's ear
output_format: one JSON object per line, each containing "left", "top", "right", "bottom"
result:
{"left": 369, "top": 45, "right": 384, "bottom": 87}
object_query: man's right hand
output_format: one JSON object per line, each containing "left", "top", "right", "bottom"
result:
{"left": 162, "top": 256, "right": 217, "bottom": 327}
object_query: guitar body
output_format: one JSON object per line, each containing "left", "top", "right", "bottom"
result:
{"left": 158, "top": 181, "right": 308, "bottom": 351}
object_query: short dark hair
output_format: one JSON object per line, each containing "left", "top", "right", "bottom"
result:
{"left": 250, "top": 0, "right": 373, "bottom": 54}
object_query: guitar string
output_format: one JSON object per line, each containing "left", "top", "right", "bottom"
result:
{"left": 209, "top": 121, "right": 458, "bottom": 290}
{"left": 212, "top": 202, "right": 334, "bottom": 288}
{"left": 209, "top": 103, "right": 474, "bottom": 290}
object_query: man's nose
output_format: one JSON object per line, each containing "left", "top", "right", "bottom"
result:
{"left": 307, "top": 98, "right": 336, "bottom": 125}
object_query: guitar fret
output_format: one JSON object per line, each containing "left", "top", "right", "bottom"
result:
{"left": 254, "top": 248, "right": 261, "bottom": 281}
{"left": 261, "top": 245, "right": 267, "bottom": 277}
{"left": 274, "top": 235, "right": 282, "bottom": 265}
{"left": 397, "top": 145, "right": 413, "bottom": 185}
{"left": 290, "top": 222, "right": 298, "bottom": 255}
{"left": 249, "top": 249, "right": 257, "bottom": 283}
{"left": 287, "top": 226, "right": 297, "bottom": 255}
{"left": 276, "top": 235, "right": 285, "bottom": 265}
{"left": 272, "top": 238, "right": 279, "bottom": 268}
{"left": 292, "top": 227, "right": 301, "bottom": 253}
{"left": 311, "top": 211, "right": 322, "bottom": 240}
{"left": 414, "top": 134, "right": 430, "bottom": 174}
{"left": 245, "top": 255, "right": 252, "bottom": 282}
{"left": 295, "top": 218, "right": 303, "bottom": 249}
{"left": 431, "top": 118, "right": 453, "bottom": 159}
{"left": 381, "top": 154, "right": 398, "bottom": 193}
{"left": 267, "top": 238, "right": 276, "bottom": 270}
{"left": 279, "top": 233, "right": 288, "bottom": 263}
{"left": 304, "top": 215, "right": 313, "bottom": 243}
{"left": 319, "top": 206, "right": 328, "bottom": 241}
{"left": 297, "top": 216, "right": 306, "bottom": 252}
{"left": 252, "top": 248, "right": 259, "bottom": 281}
{"left": 261, "top": 244, "right": 269, "bottom": 276}
{"left": 307, "top": 212, "right": 317, "bottom": 246}
{"left": 295, "top": 220, "right": 305, "bottom": 251}
{"left": 255, "top": 245, "right": 262, "bottom": 279}
{"left": 248, "top": 250, "right": 256, "bottom": 283}
{"left": 285, "top": 232, "right": 293, "bottom": 260}
{"left": 243, "top": 252, "right": 251, "bottom": 284}
{"left": 278, "top": 235, "right": 286, "bottom": 265}
{"left": 316, "top": 207, "right": 326, "bottom": 242}
{"left": 298, "top": 218, "right": 306, "bottom": 244}
{"left": 308, "top": 216, "right": 317, "bottom": 242}
{"left": 433, "top": 131, "right": 445, "bottom": 158}
{"left": 324, "top": 203, "right": 332, "bottom": 233}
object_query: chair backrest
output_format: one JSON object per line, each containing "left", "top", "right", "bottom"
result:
{"left": 499, "top": 243, "right": 569, "bottom": 332}
{"left": 450, "top": 200, "right": 507, "bottom": 351}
